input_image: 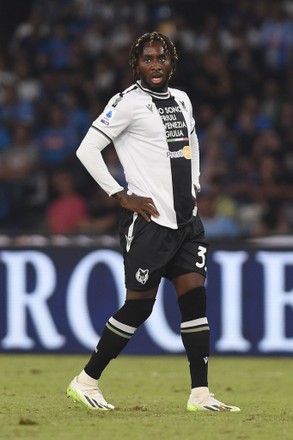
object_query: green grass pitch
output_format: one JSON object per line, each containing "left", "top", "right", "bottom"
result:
{"left": 1, "top": 355, "right": 292, "bottom": 440}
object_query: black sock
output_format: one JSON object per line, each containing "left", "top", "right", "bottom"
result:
{"left": 85, "top": 298, "right": 155, "bottom": 379}
{"left": 178, "top": 288, "right": 210, "bottom": 388}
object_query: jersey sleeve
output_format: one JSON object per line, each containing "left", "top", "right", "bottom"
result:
{"left": 91, "top": 93, "right": 133, "bottom": 142}
{"left": 76, "top": 126, "right": 124, "bottom": 196}
{"left": 76, "top": 92, "right": 134, "bottom": 197}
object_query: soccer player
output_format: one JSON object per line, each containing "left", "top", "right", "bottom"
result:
{"left": 67, "top": 32, "right": 240, "bottom": 412}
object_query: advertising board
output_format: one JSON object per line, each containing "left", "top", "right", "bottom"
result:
{"left": 0, "top": 245, "right": 292, "bottom": 355}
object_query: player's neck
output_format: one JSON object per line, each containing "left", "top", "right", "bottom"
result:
{"left": 136, "top": 80, "right": 171, "bottom": 99}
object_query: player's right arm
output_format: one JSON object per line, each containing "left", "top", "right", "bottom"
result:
{"left": 76, "top": 127, "right": 124, "bottom": 196}
{"left": 76, "top": 93, "right": 159, "bottom": 221}
{"left": 77, "top": 128, "right": 159, "bottom": 221}
{"left": 76, "top": 92, "right": 132, "bottom": 196}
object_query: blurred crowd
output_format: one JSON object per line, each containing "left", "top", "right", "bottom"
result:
{"left": 0, "top": 0, "right": 292, "bottom": 241}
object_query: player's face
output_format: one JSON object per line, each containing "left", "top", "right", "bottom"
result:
{"left": 136, "top": 41, "right": 172, "bottom": 92}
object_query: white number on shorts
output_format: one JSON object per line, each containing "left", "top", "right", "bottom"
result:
{"left": 196, "top": 245, "right": 207, "bottom": 269}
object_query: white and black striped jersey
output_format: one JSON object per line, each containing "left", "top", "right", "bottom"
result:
{"left": 77, "top": 80, "right": 201, "bottom": 230}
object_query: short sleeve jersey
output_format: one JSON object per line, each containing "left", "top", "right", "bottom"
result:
{"left": 92, "top": 81, "right": 198, "bottom": 230}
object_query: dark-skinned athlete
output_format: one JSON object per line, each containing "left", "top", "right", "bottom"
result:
{"left": 67, "top": 32, "right": 240, "bottom": 413}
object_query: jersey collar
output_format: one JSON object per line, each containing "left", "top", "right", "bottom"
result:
{"left": 136, "top": 80, "right": 171, "bottom": 99}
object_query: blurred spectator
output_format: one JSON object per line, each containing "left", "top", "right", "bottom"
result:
{"left": 191, "top": 49, "right": 233, "bottom": 113}
{"left": 93, "top": 56, "right": 117, "bottom": 99}
{"left": 197, "top": 189, "right": 243, "bottom": 239}
{"left": 0, "top": 126, "right": 11, "bottom": 152}
{"left": 200, "top": 138, "right": 231, "bottom": 191}
{"left": 63, "top": 90, "right": 90, "bottom": 139}
{"left": 259, "top": 0, "right": 293, "bottom": 74}
{"left": 0, "top": 82, "right": 34, "bottom": 129}
{"left": 254, "top": 153, "right": 293, "bottom": 234}
{"left": 37, "top": 21, "right": 73, "bottom": 70}
{"left": 0, "top": 122, "right": 45, "bottom": 232}
{"left": 9, "top": 7, "right": 50, "bottom": 57}
{"left": 77, "top": 186, "right": 120, "bottom": 234}
{"left": 46, "top": 167, "right": 120, "bottom": 235}
{"left": 46, "top": 168, "right": 88, "bottom": 234}
{"left": 233, "top": 95, "right": 273, "bottom": 156}
{"left": 37, "top": 102, "right": 78, "bottom": 167}
{"left": 260, "top": 77, "right": 284, "bottom": 123}
{"left": 14, "top": 54, "right": 41, "bottom": 103}
{"left": 0, "top": 53, "right": 15, "bottom": 94}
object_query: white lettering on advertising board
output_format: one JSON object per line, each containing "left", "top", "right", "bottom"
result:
{"left": 0, "top": 249, "right": 292, "bottom": 353}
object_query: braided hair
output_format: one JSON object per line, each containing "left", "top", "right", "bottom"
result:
{"left": 129, "top": 31, "right": 178, "bottom": 81}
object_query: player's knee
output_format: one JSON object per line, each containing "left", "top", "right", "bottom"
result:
{"left": 178, "top": 287, "right": 210, "bottom": 357}
{"left": 177, "top": 287, "right": 207, "bottom": 320}
{"left": 113, "top": 298, "right": 155, "bottom": 328}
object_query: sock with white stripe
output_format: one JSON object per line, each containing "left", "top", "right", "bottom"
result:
{"left": 178, "top": 287, "right": 210, "bottom": 388}
{"left": 84, "top": 298, "right": 155, "bottom": 379}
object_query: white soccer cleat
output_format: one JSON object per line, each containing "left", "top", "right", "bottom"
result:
{"left": 187, "top": 387, "right": 240, "bottom": 412}
{"left": 67, "top": 376, "right": 114, "bottom": 411}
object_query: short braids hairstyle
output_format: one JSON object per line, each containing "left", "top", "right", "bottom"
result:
{"left": 129, "top": 31, "right": 178, "bottom": 80}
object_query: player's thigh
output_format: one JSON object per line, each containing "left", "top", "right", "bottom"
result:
{"left": 172, "top": 272, "right": 205, "bottom": 298}
{"left": 167, "top": 216, "right": 209, "bottom": 282}
{"left": 120, "top": 211, "right": 176, "bottom": 291}
{"left": 126, "top": 287, "right": 158, "bottom": 300}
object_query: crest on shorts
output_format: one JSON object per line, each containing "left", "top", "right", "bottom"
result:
{"left": 135, "top": 268, "right": 149, "bottom": 285}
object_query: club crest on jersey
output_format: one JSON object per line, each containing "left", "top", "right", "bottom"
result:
{"left": 135, "top": 268, "right": 149, "bottom": 284}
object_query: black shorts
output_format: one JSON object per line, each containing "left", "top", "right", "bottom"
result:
{"left": 119, "top": 209, "right": 209, "bottom": 291}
